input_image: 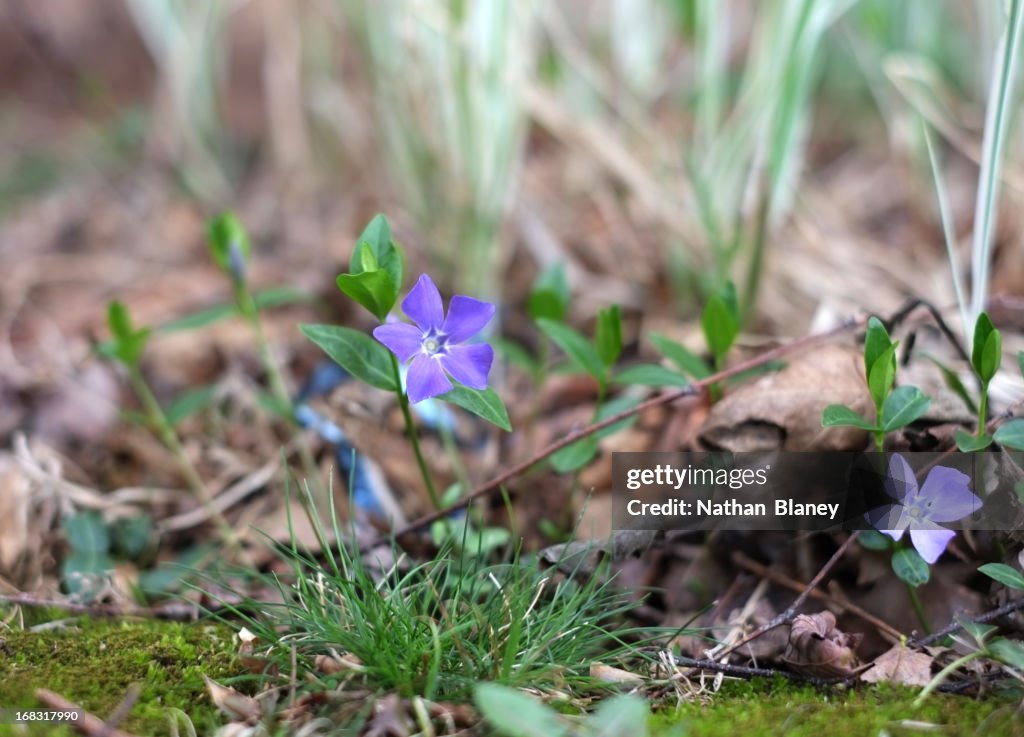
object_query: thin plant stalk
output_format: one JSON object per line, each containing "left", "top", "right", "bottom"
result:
{"left": 905, "top": 581, "right": 931, "bottom": 634}
{"left": 913, "top": 650, "right": 982, "bottom": 707}
{"left": 125, "top": 365, "right": 238, "bottom": 545}
{"left": 389, "top": 354, "right": 441, "bottom": 510}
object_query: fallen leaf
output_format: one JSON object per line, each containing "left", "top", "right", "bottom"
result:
{"left": 861, "top": 643, "right": 934, "bottom": 686}
{"left": 783, "top": 611, "right": 862, "bottom": 678}
{"left": 204, "top": 675, "right": 261, "bottom": 723}
{"left": 365, "top": 693, "right": 413, "bottom": 737}
{"left": 699, "top": 344, "right": 871, "bottom": 451}
{"left": 314, "top": 652, "right": 364, "bottom": 674}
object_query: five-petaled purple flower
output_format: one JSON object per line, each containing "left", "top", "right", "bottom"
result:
{"left": 373, "top": 274, "right": 495, "bottom": 404}
{"left": 866, "top": 454, "right": 982, "bottom": 564}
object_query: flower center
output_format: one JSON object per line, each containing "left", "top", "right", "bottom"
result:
{"left": 422, "top": 332, "right": 446, "bottom": 356}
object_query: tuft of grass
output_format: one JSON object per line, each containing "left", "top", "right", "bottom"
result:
{"left": 211, "top": 484, "right": 646, "bottom": 705}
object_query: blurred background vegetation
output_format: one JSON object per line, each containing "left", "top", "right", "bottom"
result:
{"left": 1, "top": 0, "right": 1022, "bottom": 342}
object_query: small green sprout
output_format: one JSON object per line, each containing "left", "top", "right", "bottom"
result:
{"left": 822, "top": 316, "right": 932, "bottom": 451}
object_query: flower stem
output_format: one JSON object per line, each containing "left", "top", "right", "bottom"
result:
{"left": 976, "top": 386, "right": 989, "bottom": 437}
{"left": 913, "top": 651, "right": 982, "bottom": 707}
{"left": 126, "top": 365, "right": 239, "bottom": 546}
{"left": 234, "top": 284, "right": 322, "bottom": 494}
{"left": 389, "top": 354, "right": 441, "bottom": 510}
{"left": 905, "top": 581, "right": 931, "bottom": 634}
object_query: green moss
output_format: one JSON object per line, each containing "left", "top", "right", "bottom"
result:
{"left": 0, "top": 618, "right": 240, "bottom": 736}
{"left": 651, "top": 679, "right": 1024, "bottom": 737}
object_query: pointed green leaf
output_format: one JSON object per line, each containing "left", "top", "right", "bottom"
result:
{"left": 921, "top": 353, "right": 977, "bottom": 415}
{"left": 989, "top": 638, "right": 1024, "bottom": 670}
{"left": 165, "top": 385, "right": 218, "bottom": 426}
{"left": 337, "top": 270, "right": 397, "bottom": 321}
{"left": 858, "top": 530, "right": 892, "bottom": 551}
{"left": 492, "top": 338, "right": 538, "bottom": 373}
{"left": 63, "top": 512, "right": 110, "bottom": 554}
{"left": 593, "top": 393, "right": 641, "bottom": 439}
{"left": 978, "top": 563, "right": 1024, "bottom": 590}
{"left": 595, "top": 305, "right": 623, "bottom": 367}
{"left": 881, "top": 385, "right": 932, "bottom": 431}
{"left": 994, "top": 418, "right": 1024, "bottom": 450}
{"left": 440, "top": 384, "right": 511, "bottom": 431}
{"left": 867, "top": 344, "right": 898, "bottom": 410}
{"left": 892, "top": 548, "right": 930, "bottom": 587}
{"left": 821, "top": 405, "right": 878, "bottom": 431}
{"left": 550, "top": 437, "right": 599, "bottom": 472}
{"left": 864, "top": 316, "right": 892, "bottom": 381}
{"left": 954, "top": 429, "right": 993, "bottom": 452}
{"left": 701, "top": 289, "right": 739, "bottom": 361}
{"left": 972, "top": 312, "right": 1000, "bottom": 382}
{"left": 527, "top": 263, "right": 570, "bottom": 322}
{"left": 649, "top": 332, "right": 711, "bottom": 379}
{"left": 300, "top": 324, "right": 396, "bottom": 391}
{"left": 614, "top": 363, "right": 690, "bottom": 387}
{"left": 537, "top": 319, "right": 605, "bottom": 383}
{"left": 349, "top": 215, "right": 403, "bottom": 306}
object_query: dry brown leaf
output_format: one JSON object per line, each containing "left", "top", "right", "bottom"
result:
{"left": 203, "top": 675, "right": 261, "bottom": 724}
{"left": 783, "top": 611, "right": 862, "bottom": 678}
{"left": 861, "top": 643, "right": 934, "bottom": 686}
{"left": 698, "top": 344, "right": 871, "bottom": 451}
{"left": 314, "top": 652, "right": 365, "bottom": 674}
{"left": 0, "top": 454, "right": 30, "bottom": 574}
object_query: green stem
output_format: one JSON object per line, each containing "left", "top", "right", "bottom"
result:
{"left": 390, "top": 354, "right": 441, "bottom": 510}
{"left": 126, "top": 365, "right": 238, "bottom": 544}
{"left": 905, "top": 581, "right": 931, "bottom": 634}
{"left": 977, "top": 386, "right": 989, "bottom": 437}
{"left": 235, "top": 284, "right": 322, "bottom": 494}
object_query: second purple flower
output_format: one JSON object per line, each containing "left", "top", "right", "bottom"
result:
{"left": 373, "top": 274, "right": 495, "bottom": 404}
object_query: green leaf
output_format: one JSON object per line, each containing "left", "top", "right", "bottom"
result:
{"left": 960, "top": 619, "right": 998, "bottom": 644}
{"left": 164, "top": 385, "right": 218, "bottom": 426}
{"left": 979, "top": 563, "right": 1024, "bottom": 590}
{"left": 474, "top": 683, "right": 569, "bottom": 737}
{"left": 921, "top": 353, "right": 977, "bottom": 415}
{"left": 550, "top": 437, "right": 598, "bottom": 473}
{"left": 349, "top": 215, "right": 403, "bottom": 304}
{"left": 62, "top": 550, "right": 115, "bottom": 595}
{"left": 252, "top": 286, "right": 313, "bottom": 309}
{"left": 300, "top": 324, "right": 397, "bottom": 391}
{"left": 337, "top": 270, "right": 398, "bottom": 321}
{"left": 867, "top": 344, "right": 898, "bottom": 411}
{"left": 206, "top": 212, "right": 251, "bottom": 274}
{"left": 954, "top": 429, "right": 993, "bottom": 452}
{"left": 972, "top": 312, "right": 1001, "bottom": 383}
{"left": 863, "top": 316, "right": 893, "bottom": 381}
{"left": 881, "top": 385, "right": 932, "bottom": 431}
{"left": 593, "top": 394, "right": 641, "bottom": 440}
{"left": 111, "top": 514, "right": 153, "bottom": 558}
{"left": 858, "top": 529, "right": 892, "bottom": 551}
{"left": 63, "top": 511, "right": 110, "bottom": 554}
{"left": 137, "top": 545, "right": 211, "bottom": 595}
{"left": 821, "top": 405, "right": 878, "bottom": 431}
{"left": 994, "top": 419, "right": 1024, "bottom": 450}
{"left": 537, "top": 319, "right": 605, "bottom": 384}
{"left": 614, "top": 363, "right": 690, "bottom": 387}
{"left": 700, "top": 283, "right": 740, "bottom": 361}
{"left": 989, "top": 638, "right": 1024, "bottom": 670}
{"left": 527, "top": 263, "right": 570, "bottom": 322}
{"left": 588, "top": 695, "right": 649, "bottom": 737}
{"left": 106, "top": 301, "right": 150, "bottom": 366}
{"left": 892, "top": 548, "right": 930, "bottom": 587}
{"left": 595, "top": 305, "right": 623, "bottom": 367}
{"left": 648, "top": 332, "right": 711, "bottom": 379}
{"left": 440, "top": 384, "right": 511, "bottom": 432}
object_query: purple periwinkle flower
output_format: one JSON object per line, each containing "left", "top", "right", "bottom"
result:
{"left": 866, "top": 454, "right": 982, "bottom": 564}
{"left": 373, "top": 274, "right": 495, "bottom": 404}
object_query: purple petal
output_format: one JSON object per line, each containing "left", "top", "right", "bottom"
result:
{"left": 440, "top": 343, "right": 493, "bottom": 390}
{"left": 885, "top": 454, "right": 918, "bottom": 503}
{"left": 865, "top": 505, "right": 906, "bottom": 538}
{"left": 406, "top": 354, "right": 452, "bottom": 403}
{"left": 373, "top": 322, "right": 423, "bottom": 362}
{"left": 442, "top": 296, "right": 495, "bottom": 343}
{"left": 402, "top": 274, "right": 444, "bottom": 332}
{"left": 910, "top": 525, "right": 956, "bottom": 564}
{"left": 918, "top": 466, "right": 981, "bottom": 523}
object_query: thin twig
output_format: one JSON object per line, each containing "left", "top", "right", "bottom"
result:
{"left": 373, "top": 317, "right": 864, "bottom": 548}
{"left": 731, "top": 550, "right": 904, "bottom": 640}
{"left": 670, "top": 655, "right": 850, "bottom": 686}
{"left": 910, "top": 596, "right": 1024, "bottom": 648}
{"left": 716, "top": 532, "right": 862, "bottom": 660}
